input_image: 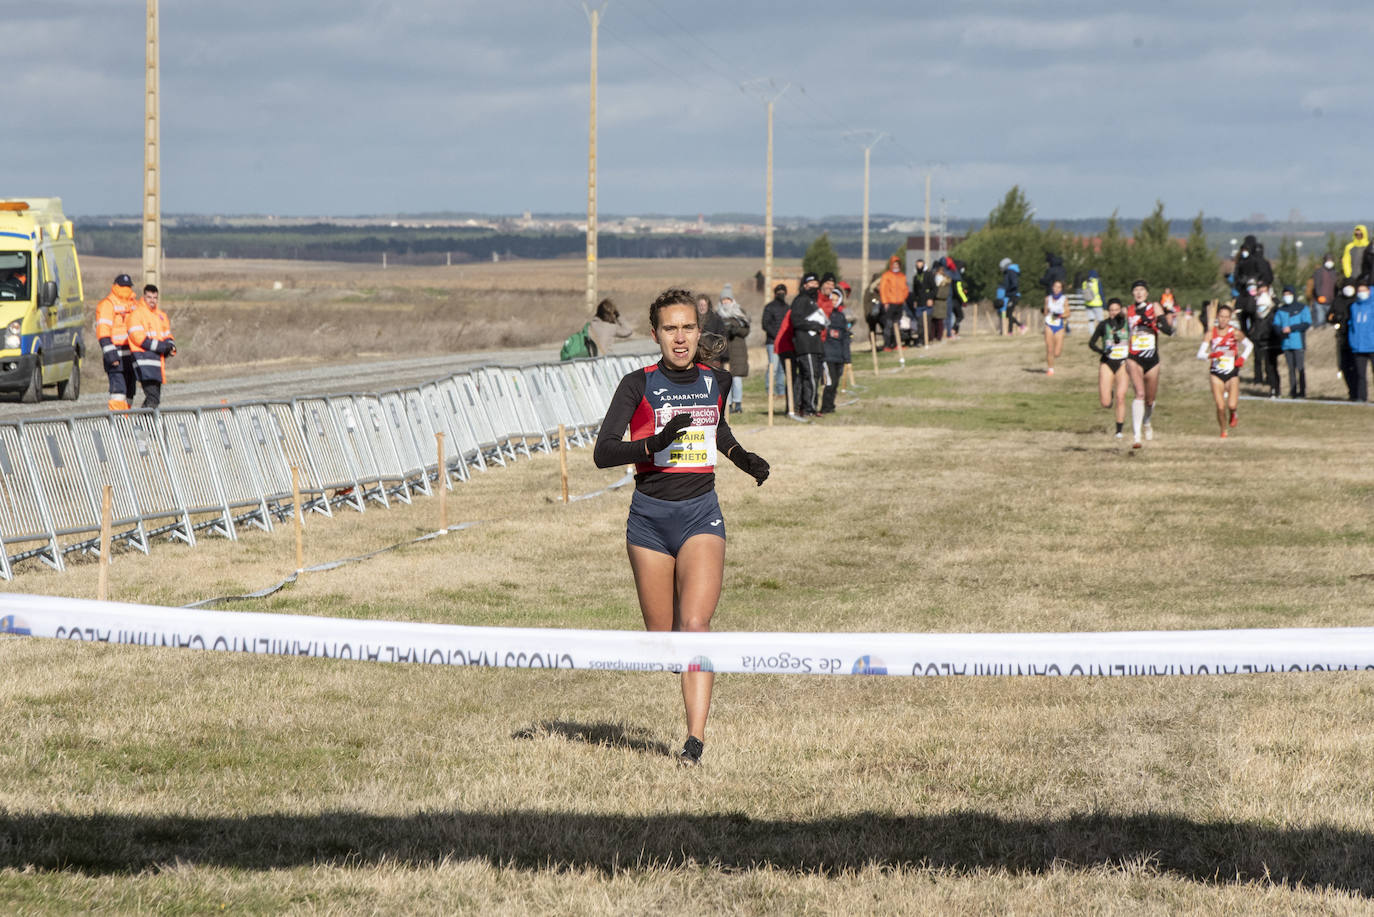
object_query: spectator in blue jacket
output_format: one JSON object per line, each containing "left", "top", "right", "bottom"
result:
{"left": 1273, "top": 286, "right": 1311, "bottom": 399}
{"left": 997, "top": 258, "right": 1025, "bottom": 335}
{"left": 1348, "top": 281, "right": 1374, "bottom": 401}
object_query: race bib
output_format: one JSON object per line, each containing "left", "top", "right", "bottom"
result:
{"left": 1108, "top": 342, "right": 1128, "bottom": 360}
{"left": 652, "top": 405, "right": 718, "bottom": 469}
{"left": 1131, "top": 331, "right": 1154, "bottom": 352}
{"left": 1214, "top": 354, "right": 1235, "bottom": 374}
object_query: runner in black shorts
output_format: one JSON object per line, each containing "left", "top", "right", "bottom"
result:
{"left": 1124, "top": 280, "right": 1177, "bottom": 448}
{"left": 1196, "top": 302, "right": 1252, "bottom": 438}
{"left": 593, "top": 288, "right": 770, "bottom": 766}
{"left": 1088, "top": 297, "right": 1130, "bottom": 438}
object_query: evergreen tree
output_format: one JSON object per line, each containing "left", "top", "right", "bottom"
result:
{"left": 986, "top": 186, "right": 1034, "bottom": 229}
{"left": 1182, "top": 212, "right": 1221, "bottom": 297}
{"left": 802, "top": 233, "right": 840, "bottom": 281}
{"left": 1275, "top": 237, "right": 1299, "bottom": 291}
{"left": 1097, "top": 210, "right": 1131, "bottom": 296}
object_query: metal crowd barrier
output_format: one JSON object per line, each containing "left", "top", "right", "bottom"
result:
{"left": 0, "top": 354, "right": 652, "bottom": 580}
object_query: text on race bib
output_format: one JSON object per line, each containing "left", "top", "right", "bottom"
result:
{"left": 653, "top": 405, "right": 718, "bottom": 469}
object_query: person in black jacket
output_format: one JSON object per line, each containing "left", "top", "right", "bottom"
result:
{"left": 761, "top": 283, "right": 789, "bottom": 398}
{"left": 1232, "top": 234, "right": 1273, "bottom": 315}
{"left": 789, "top": 273, "right": 826, "bottom": 416}
{"left": 820, "top": 287, "right": 852, "bottom": 413}
{"left": 1039, "top": 252, "right": 1066, "bottom": 294}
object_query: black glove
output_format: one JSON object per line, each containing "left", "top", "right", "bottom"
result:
{"left": 730, "top": 448, "right": 770, "bottom": 486}
{"left": 645, "top": 412, "right": 693, "bottom": 454}
{"left": 160, "top": 338, "right": 175, "bottom": 356}
{"left": 101, "top": 347, "right": 120, "bottom": 372}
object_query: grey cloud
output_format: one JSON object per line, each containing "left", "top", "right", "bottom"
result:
{"left": 11, "top": 0, "right": 1374, "bottom": 220}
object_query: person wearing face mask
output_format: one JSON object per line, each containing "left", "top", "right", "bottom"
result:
{"left": 1311, "top": 253, "right": 1338, "bottom": 328}
{"left": 1331, "top": 280, "right": 1360, "bottom": 400}
{"left": 1348, "top": 282, "right": 1374, "bottom": 402}
{"left": 1233, "top": 234, "right": 1273, "bottom": 294}
{"left": 788, "top": 273, "right": 826, "bottom": 416}
{"left": 1341, "top": 225, "right": 1369, "bottom": 284}
{"left": 1273, "top": 286, "right": 1311, "bottom": 398}
{"left": 1249, "top": 282, "right": 1278, "bottom": 393}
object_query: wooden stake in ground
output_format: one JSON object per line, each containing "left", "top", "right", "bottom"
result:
{"left": 97, "top": 485, "right": 112, "bottom": 602}
{"left": 437, "top": 432, "right": 449, "bottom": 529}
{"left": 784, "top": 357, "right": 795, "bottom": 416}
{"left": 767, "top": 356, "right": 775, "bottom": 427}
{"left": 290, "top": 465, "right": 304, "bottom": 573}
{"left": 972, "top": 303, "right": 980, "bottom": 335}
{"left": 558, "top": 424, "right": 569, "bottom": 504}
{"left": 869, "top": 332, "right": 880, "bottom": 376}
{"left": 922, "top": 311, "right": 930, "bottom": 349}
{"left": 846, "top": 363, "right": 856, "bottom": 390}
{"left": 894, "top": 324, "right": 906, "bottom": 366}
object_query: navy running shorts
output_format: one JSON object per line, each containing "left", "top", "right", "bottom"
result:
{"left": 626, "top": 489, "right": 725, "bottom": 557}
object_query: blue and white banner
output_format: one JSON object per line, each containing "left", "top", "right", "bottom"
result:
{"left": 3, "top": 593, "right": 1373, "bottom": 676}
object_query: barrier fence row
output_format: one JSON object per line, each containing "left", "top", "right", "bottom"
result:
{"left": 0, "top": 354, "right": 646, "bottom": 580}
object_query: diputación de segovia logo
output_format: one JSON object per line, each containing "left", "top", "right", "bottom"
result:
{"left": 851, "top": 655, "right": 887, "bottom": 675}
{"left": 687, "top": 655, "right": 713, "bottom": 673}
{"left": 0, "top": 614, "right": 32, "bottom": 636}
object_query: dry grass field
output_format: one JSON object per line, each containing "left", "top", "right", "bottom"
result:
{"left": 77, "top": 255, "right": 794, "bottom": 379}
{"left": 3, "top": 274, "right": 1374, "bottom": 913}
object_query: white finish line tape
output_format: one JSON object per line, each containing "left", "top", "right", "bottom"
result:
{"left": 3, "top": 594, "right": 1374, "bottom": 676}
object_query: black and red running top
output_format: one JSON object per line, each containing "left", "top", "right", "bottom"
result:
{"left": 593, "top": 359, "right": 740, "bottom": 501}
{"left": 1126, "top": 302, "right": 1174, "bottom": 359}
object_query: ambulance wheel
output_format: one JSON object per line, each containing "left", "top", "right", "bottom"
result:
{"left": 19, "top": 359, "right": 42, "bottom": 403}
{"left": 58, "top": 355, "right": 80, "bottom": 401}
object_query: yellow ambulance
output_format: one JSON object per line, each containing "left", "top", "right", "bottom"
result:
{"left": 0, "top": 198, "right": 85, "bottom": 402}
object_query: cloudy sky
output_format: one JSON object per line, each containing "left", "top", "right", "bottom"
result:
{"left": 13, "top": 1, "right": 1368, "bottom": 221}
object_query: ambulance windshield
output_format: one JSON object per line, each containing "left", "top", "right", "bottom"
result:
{"left": 0, "top": 252, "right": 30, "bottom": 302}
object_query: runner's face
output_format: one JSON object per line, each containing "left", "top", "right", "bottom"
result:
{"left": 653, "top": 303, "right": 700, "bottom": 370}
{"left": 1217, "top": 308, "right": 1232, "bottom": 325}
{"left": 1107, "top": 303, "right": 1121, "bottom": 319}
{"left": 1133, "top": 287, "right": 1148, "bottom": 304}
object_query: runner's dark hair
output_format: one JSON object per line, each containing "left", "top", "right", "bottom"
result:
{"left": 649, "top": 288, "right": 726, "bottom": 364}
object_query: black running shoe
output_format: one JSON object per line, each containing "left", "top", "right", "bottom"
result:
{"left": 677, "top": 736, "right": 704, "bottom": 766}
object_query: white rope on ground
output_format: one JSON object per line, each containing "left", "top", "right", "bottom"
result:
{"left": 4, "top": 594, "right": 1372, "bottom": 676}
{"left": 181, "top": 469, "right": 636, "bottom": 608}
{"left": 567, "top": 471, "right": 634, "bottom": 503}
{"left": 1238, "top": 395, "right": 1371, "bottom": 407}
{"left": 182, "top": 522, "right": 483, "bottom": 609}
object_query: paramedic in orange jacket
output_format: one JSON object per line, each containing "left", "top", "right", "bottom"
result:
{"left": 877, "top": 255, "right": 909, "bottom": 351}
{"left": 95, "top": 273, "right": 139, "bottom": 410}
{"left": 126, "top": 284, "right": 174, "bottom": 409}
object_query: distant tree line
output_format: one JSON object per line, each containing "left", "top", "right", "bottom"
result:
{"left": 74, "top": 224, "right": 906, "bottom": 265}
{"left": 951, "top": 187, "right": 1224, "bottom": 306}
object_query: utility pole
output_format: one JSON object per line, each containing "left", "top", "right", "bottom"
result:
{"left": 742, "top": 80, "right": 788, "bottom": 298}
{"left": 923, "top": 170, "right": 931, "bottom": 267}
{"left": 142, "top": 0, "right": 161, "bottom": 287}
{"left": 582, "top": 3, "right": 607, "bottom": 315}
{"left": 844, "top": 131, "right": 885, "bottom": 301}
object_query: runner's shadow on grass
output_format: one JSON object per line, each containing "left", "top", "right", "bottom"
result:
{"left": 3, "top": 809, "right": 1372, "bottom": 896}
{"left": 512, "top": 720, "right": 671, "bottom": 757}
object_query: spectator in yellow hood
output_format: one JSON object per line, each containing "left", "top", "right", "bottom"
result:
{"left": 1341, "top": 224, "right": 1369, "bottom": 281}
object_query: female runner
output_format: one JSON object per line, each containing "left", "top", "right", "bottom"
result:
{"left": 1196, "top": 302, "right": 1252, "bottom": 437}
{"left": 1043, "top": 279, "right": 1068, "bottom": 375}
{"left": 593, "top": 288, "right": 770, "bottom": 766}
{"left": 1088, "top": 297, "right": 1130, "bottom": 439}
{"left": 1124, "top": 279, "right": 1178, "bottom": 448}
